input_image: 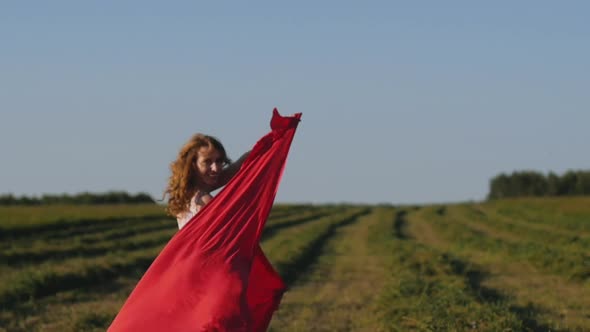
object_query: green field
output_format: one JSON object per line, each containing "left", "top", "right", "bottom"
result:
{"left": 1, "top": 198, "right": 589, "bottom": 331}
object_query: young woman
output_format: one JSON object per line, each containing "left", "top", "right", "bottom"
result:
{"left": 109, "top": 110, "right": 300, "bottom": 332}
{"left": 163, "top": 133, "right": 250, "bottom": 229}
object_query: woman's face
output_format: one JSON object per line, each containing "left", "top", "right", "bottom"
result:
{"left": 195, "top": 147, "right": 225, "bottom": 187}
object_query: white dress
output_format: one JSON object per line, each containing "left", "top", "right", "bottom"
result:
{"left": 176, "top": 191, "right": 209, "bottom": 230}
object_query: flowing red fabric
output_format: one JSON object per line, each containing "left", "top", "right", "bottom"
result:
{"left": 108, "top": 109, "right": 301, "bottom": 332}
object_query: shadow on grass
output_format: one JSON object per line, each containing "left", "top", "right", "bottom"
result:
{"left": 261, "top": 210, "right": 340, "bottom": 241}
{"left": 393, "top": 210, "right": 409, "bottom": 240}
{"left": 1, "top": 215, "right": 169, "bottom": 242}
{"left": 276, "top": 208, "right": 371, "bottom": 287}
{"left": 1, "top": 224, "right": 173, "bottom": 266}
{"left": 443, "top": 254, "right": 565, "bottom": 332}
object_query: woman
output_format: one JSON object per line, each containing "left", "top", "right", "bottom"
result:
{"left": 164, "top": 133, "right": 250, "bottom": 229}
{"left": 108, "top": 110, "right": 300, "bottom": 332}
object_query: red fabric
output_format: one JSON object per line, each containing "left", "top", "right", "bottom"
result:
{"left": 108, "top": 109, "right": 301, "bottom": 332}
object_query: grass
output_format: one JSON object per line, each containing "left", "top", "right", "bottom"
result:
{"left": 2, "top": 198, "right": 590, "bottom": 331}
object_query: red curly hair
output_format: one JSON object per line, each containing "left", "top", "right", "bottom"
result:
{"left": 163, "top": 134, "right": 230, "bottom": 217}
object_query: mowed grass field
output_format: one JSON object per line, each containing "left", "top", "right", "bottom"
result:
{"left": 1, "top": 197, "right": 589, "bottom": 331}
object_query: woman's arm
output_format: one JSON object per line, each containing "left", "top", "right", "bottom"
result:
{"left": 213, "top": 151, "right": 251, "bottom": 190}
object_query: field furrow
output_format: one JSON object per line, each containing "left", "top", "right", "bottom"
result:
{"left": 376, "top": 208, "right": 531, "bottom": 331}
{"left": 2, "top": 198, "right": 590, "bottom": 331}
{"left": 268, "top": 208, "right": 386, "bottom": 332}
{"left": 0, "top": 205, "right": 351, "bottom": 331}
{"left": 407, "top": 206, "right": 590, "bottom": 330}
{"left": 465, "top": 205, "right": 590, "bottom": 248}
{"left": 425, "top": 206, "right": 590, "bottom": 281}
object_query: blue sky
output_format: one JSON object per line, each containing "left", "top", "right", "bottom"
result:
{"left": 1, "top": 1, "right": 589, "bottom": 204}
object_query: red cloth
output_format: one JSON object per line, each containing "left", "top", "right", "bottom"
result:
{"left": 108, "top": 109, "right": 301, "bottom": 332}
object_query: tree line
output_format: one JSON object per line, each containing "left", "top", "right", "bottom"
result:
{"left": 488, "top": 170, "right": 590, "bottom": 199}
{"left": 0, "top": 191, "right": 156, "bottom": 205}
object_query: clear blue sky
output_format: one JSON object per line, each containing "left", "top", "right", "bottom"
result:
{"left": 1, "top": 1, "right": 589, "bottom": 204}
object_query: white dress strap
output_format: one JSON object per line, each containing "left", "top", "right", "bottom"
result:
{"left": 176, "top": 190, "right": 210, "bottom": 230}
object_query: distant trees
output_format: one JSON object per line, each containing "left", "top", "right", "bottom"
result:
{"left": 0, "top": 191, "right": 155, "bottom": 205}
{"left": 488, "top": 170, "right": 590, "bottom": 199}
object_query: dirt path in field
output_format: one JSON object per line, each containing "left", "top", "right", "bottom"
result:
{"left": 405, "top": 208, "right": 450, "bottom": 248}
{"left": 406, "top": 208, "right": 590, "bottom": 330}
{"left": 268, "top": 210, "right": 388, "bottom": 332}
